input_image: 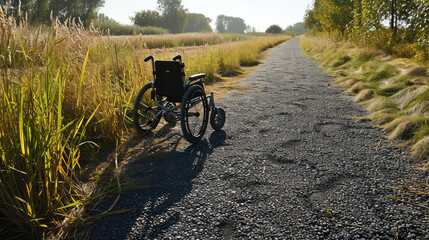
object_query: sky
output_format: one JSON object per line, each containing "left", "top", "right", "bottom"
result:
{"left": 99, "top": 0, "right": 313, "bottom": 32}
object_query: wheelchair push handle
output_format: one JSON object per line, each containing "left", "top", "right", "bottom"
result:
{"left": 173, "top": 55, "right": 182, "bottom": 62}
{"left": 144, "top": 55, "right": 156, "bottom": 84}
{"left": 173, "top": 55, "right": 185, "bottom": 69}
{"left": 144, "top": 55, "right": 154, "bottom": 62}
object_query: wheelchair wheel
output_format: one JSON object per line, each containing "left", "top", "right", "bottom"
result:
{"left": 180, "top": 85, "right": 209, "bottom": 143}
{"left": 133, "top": 83, "right": 161, "bottom": 134}
{"left": 163, "top": 102, "right": 177, "bottom": 123}
{"left": 210, "top": 107, "right": 226, "bottom": 131}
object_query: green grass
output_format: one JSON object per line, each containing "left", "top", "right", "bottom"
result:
{"left": 300, "top": 34, "right": 429, "bottom": 162}
{"left": 375, "top": 84, "right": 406, "bottom": 97}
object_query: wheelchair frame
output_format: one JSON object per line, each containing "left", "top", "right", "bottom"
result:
{"left": 133, "top": 55, "right": 226, "bottom": 143}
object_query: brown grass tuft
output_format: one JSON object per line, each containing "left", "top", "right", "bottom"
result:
{"left": 406, "top": 100, "right": 429, "bottom": 115}
{"left": 355, "top": 89, "right": 374, "bottom": 102}
{"left": 404, "top": 78, "right": 427, "bottom": 86}
{"left": 405, "top": 66, "right": 428, "bottom": 77}
{"left": 348, "top": 81, "right": 367, "bottom": 94}
{"left": 368, "top": 109, "right": 398, "bottom": 124}
{"left": 412, "top": 136, "right": 429, "bottom": 160}
{"left": 388, "top": 120, "right": 417, "bottom": 140}
{"left": 337, "top": 77, "right": 360, "bottom": 88}
{"left": 390, "top": 86, "right": 428, "bottom": 110}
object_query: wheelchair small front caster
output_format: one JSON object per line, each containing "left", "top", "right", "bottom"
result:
{"left": 164, "top": 102, "right": 177, "bottom": 123}
{"left": 210, "top": 107, "right": 226, "bottom": 131}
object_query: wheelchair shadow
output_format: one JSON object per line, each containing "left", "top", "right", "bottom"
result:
{"left": 90, "top": 128, "right": 227, "bottom": 240}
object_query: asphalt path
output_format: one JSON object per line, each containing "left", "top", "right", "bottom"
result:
{"left": 90, "top": 38, "right": 428, "bottom": 239}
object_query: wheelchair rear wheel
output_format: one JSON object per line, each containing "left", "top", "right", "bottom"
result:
{"left": 180, "top": 85, "right": 209, "bottom": 143}
{"left": 133, "top": 83, "right": 161, "bottom": 134}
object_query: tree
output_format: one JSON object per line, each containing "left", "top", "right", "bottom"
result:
{"left": 304, "top": 9, "right": 320, "bottom": 30}
{"left": 1, "top": 0, "right": 104, "bottom": 26}
{"left": 216, "top": 15, "right": 226, "bottom": 33}
{"left": 265, "top": 24, "right": 282, "bottom": 34}
{"left": 227, "top": 16, "right": 246, "bottom": 34}
{"left": 49, "top": 0, "right": 105, "bottom": 26}
{"left": 157, "top": 0, "right": 188, "bottom": 33}
{"left": 185, "top": 13, "right": 212, "bottom": 32}
{"left": 215, "top": 15, "right": 246, "bottom": 34}
{"left": 31, "top": 0, "right": 50, "bottom": 24}
{"left": 0, "top": 0, "right": 33, "bottom": 20}
{"left": 311, "top": 0, "right": 354, "bottom": 37}
{"left": 285, "top": 22, "right": 309, "bottom": 35}
{"left": 246, "top": 25, "right": 256, "bottom": 33}
{"left": 131, "top": 10, "right": 162, "bottom": 27}
{"left": 302, "top": 0, "right": 428, "bottom": 60}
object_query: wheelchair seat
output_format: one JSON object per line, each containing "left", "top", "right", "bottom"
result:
{"left": 154, "top": 60, "right": 185, "bottom": 102}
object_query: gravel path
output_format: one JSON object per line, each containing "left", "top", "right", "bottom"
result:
{"left": 89, "top": 38, "right": 428, "bottom": 239}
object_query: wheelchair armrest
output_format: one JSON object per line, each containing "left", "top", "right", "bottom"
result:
{"left": 188, "top": 73, "right": 206, "bottom": 81}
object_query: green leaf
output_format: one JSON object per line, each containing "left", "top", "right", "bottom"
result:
{"left": 56, "top": 201, "right": 83, "bottom": 210}
{"left": 54, "top": 37, "right": 67, "bottom": 45}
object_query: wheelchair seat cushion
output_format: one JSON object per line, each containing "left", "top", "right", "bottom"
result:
{"left": 154, "top": 60, "right": 184, "bottom": 100}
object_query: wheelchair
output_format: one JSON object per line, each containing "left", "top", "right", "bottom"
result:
{"left": 133, "top": 55, "right": 226, "bottom": 143}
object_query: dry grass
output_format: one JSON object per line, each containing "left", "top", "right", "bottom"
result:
{"left": 348, "top": 81, "right": 368, "bottom": 94}
{"left": 300, "top": 34, "right": 429, "bottom": 163}
{"left": 388, "top": 119, "right": 417, "bottom": 140}
{"left": 355, "top": 89, "right": 374, "bottom": 102}
{"left": 0, "top": 6, "right": 291, "bottom": 238}
{"left": 412, "top": 136, "right": 429, "bottom": 159}
{"left": 390, "top": 86, "right": 428, "bottom": 110}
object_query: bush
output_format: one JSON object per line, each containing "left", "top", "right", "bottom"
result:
{"left": 265, "top": 25, "right": 283, "bottom": 34}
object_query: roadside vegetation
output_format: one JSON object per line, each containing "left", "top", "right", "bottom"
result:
{"left": 301, "top": 34, "right": 428, "bottom": 163}
{"left": 0, "top": 3, "right": 290, "bottom": 238}
{"left": 302, "top": 0, "right": 428, "bottom": 164}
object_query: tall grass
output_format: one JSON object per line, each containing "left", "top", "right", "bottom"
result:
{"left": 103, "top": 32, "right": 249, "bottom": 50}
{"left": 300, "top": 34, "right": 429, "bottom": 162}
{"left": 92, "top": 20, "right": 169, "bottom": 36}
{"left": 0, "top": 7, "right": 98, "bottom": 238}
{"left": 1, "top": 5, "right": 290, "bottom": 238}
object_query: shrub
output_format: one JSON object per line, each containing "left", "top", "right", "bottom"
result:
{"left": 265, "top": 25, "right": 283, "bottom": 34}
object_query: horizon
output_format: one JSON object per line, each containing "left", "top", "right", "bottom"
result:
{"left": 99, "top": 0, "right": 313, "bottom": 32}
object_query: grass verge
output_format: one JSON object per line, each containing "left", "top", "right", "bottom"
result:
{"left": 300, "top": 35, "right": 429, "bottom": 165}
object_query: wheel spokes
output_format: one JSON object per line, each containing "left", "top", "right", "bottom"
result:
{"left": 186, "top": 95, "right": 205, "bottom": 136}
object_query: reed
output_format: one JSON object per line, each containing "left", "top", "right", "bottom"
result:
{"left": 0, "top": 5, "right": 290, "bottom": 237}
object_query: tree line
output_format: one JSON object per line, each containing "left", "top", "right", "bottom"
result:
{"left": 1, "top": 0, "right": 104, "bottom": 26}
{"left": 132, "top": 0, "right": 250, "bottom": 34}
{"left": 2, "top": 0, "right": 254, "bottom": 35}
{"left": 265, "top": 22, "right": 309, "bottom": 36}
{"left": 304, "top": 0, "right": 428, "bottom": 60}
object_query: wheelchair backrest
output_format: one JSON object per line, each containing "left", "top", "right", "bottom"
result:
{"left": 154, "top": 60, "right": 185, "bottom": 100}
